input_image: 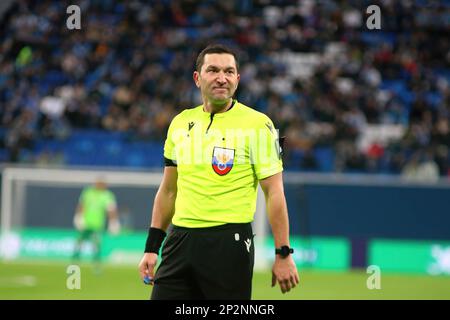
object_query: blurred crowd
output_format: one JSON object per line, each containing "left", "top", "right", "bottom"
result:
{"left": 0, "top": 0, "right": 449, "bottom": 177}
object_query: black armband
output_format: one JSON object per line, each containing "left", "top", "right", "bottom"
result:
{"left": 144, "top": 227, "right": 167, "bottom": 253}
{"left": 164, "top": 157, "right": 177, "bottom": 167}
{"left": 279, "top": 136, "right": 286, "bottom": 156}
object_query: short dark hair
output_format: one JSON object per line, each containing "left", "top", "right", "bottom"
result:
{"left": 195, "top": 44, "right": 239, "bottom": 72}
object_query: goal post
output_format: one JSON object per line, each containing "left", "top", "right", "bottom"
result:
{"left": 1, "top": 166, "right": 163, "bottom": 233}
{"left": 0, "top": 165, "right": 269, "bottom": 267}
{"left": 1, "top": 166, "right": 268, "bottom": 233}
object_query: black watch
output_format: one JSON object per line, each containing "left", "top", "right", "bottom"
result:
{"left": 275, "top": 245, "right": 294, "bottom": 258}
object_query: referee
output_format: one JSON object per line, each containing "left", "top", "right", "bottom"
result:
{"left": 138, "top": 44, "right": 299, "bottom": 299}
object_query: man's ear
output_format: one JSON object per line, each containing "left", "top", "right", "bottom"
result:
{"left": 193, "top": 71, "right": 200, "bottom": 88}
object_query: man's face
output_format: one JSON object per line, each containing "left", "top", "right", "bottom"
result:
{"left": 194, "top": 53, "right": 240, "bottom": 105}
{"left": 95, "top": 180, "right": 106, "bottom": 190}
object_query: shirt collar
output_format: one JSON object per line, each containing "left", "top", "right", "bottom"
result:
{"left": 201, "top": 99, "right": 237, "bottom": 117}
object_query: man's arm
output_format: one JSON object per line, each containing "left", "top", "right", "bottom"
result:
{"left": 150, "top": 166, "right": 178, "bottom": 231}
{"left": 138, "top": 166, "right": 177, "bottom": 284}
{"left": 73, "top": 204, "right": 84, "bottom": 231}
{"left": 107, "top": 200, "right": 120, "bottom": 234}
{"left": 259, "top": 172, "right": 299, "bottom": 293}
{"left": 107, "top": 204, "right": 118, "bottom": 221}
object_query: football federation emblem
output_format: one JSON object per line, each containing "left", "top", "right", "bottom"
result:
{"left": 212, "top": 147, "right": 235, "bottom": 176}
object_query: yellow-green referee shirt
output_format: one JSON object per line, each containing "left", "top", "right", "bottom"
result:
{"left": 164, "top": 100, "right": 283, "bottom": 228}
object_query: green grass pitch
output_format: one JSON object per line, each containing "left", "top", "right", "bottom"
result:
{"left": 1, "top": 260, "right": 449, "bottom": 299}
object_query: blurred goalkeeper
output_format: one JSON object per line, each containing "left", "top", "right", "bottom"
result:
{"left": 72, "top": 177, "right": 120, "bottom": 265}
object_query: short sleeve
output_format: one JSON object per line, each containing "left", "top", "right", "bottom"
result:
{"left": 163, "top": 116, "right": 177, "bottom": 164}
{"left": 78, "top": 188, "right": 87, "bottom": 205}
{"left": 105, "top": 191, "right": 117, "bottom": 211}
{"left": 251, "top": 116, "right": 283, "bottom": 180}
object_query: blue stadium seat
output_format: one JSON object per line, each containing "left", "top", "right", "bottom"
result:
{"left": 360, "top": 31, "right": 396, "bottom": 47}
{"left": 73, "top": 139, "right": 95, "bottom": 153}
{"left": 125, "top": 152, "right": 145, "bottom": 167}
{"left": 380, "top": 80, "right": 406, "bottom": 93}
{"left": 425, "top": 92, "right": 443, "bottom": 108}
{"left": 314, "top": 147, "right": 334, "bottom": 172}
{"left": 103, "top": 140, "right": 123, "bottom": 156}
{"left": 44, "top": 70, "right": 67, "bottom": 87}
{"left": 380, "top": 79, "right": 414, "bottom": 107}
{"left": 287, "top": 149, "right": 304, "bottom": 170}
{"left": 0, "top": 148, "right": 9, "bottom": 162}
{"left": 33, "top": 139, "right": 65, "bottom": 153}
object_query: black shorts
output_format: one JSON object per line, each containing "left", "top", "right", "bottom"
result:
{"left": 151, "top": 223, "right": 255, "bottom": 300}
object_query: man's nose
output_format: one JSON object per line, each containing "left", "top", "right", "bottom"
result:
{"left": 216, "top": 71, "right": 226, "bottom": 84}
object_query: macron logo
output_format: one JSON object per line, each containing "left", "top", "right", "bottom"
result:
{"left": 244, "top": 239, "right": 251, "bottom": 253}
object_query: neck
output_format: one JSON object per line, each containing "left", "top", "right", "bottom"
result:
{"left": 203, "top": 98, "right": 233, "bottom": 114}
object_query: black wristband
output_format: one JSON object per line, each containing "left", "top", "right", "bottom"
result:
{"left": 144, "top": 227, "right": 167, "bottom": 253}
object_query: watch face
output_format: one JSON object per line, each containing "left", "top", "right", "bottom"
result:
{"left": 276, "top": 246, "right": 292, "bottom": 257}
{"left": 281, "top": 246, "right": 290, "bottom": 256}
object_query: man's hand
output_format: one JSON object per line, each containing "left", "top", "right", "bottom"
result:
{"left": 271, "top": 256, "right": 299, "bottom": 293}
{"left": 73, "top": 212, "right": 84, "bottom": 231}
{"left": 138, "top": 253, "right": 158, "bottom": 285}
{"left": 108, "top": 218, "right": 121, "bottom": 235}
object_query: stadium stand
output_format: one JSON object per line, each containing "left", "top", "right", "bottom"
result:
{"left": 0, "top": 0, "right": 449, "bottom": 176}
